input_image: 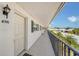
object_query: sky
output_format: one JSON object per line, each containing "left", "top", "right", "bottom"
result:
{"left": 50, "top": 2, "right": 79, "bottom": 28}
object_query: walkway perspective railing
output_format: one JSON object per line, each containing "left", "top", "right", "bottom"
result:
{"left": 48, "top": 31, "right": 79, "bottom": 56}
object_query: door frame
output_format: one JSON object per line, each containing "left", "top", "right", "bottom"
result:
{"left": 14, "top": 10, "right": 27, "bottom": 55}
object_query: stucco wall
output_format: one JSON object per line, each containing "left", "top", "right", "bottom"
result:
{"left": 27, "top": 18, "right": 44, "bottom": 49}
{"left": 0, "top": 3, "right": 14, "bottom": 56}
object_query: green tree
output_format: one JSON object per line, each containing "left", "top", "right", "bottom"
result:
{"left": 72, "top": 28, "right": 79, "bottom": 35}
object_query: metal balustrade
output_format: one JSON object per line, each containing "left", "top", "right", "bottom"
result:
{"left": 48, "top": 31, "right": 79, "bottom": 56}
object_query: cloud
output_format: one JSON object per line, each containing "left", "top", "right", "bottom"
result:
{"left": 68, "top": 16, "right": 78, "bottom": 22}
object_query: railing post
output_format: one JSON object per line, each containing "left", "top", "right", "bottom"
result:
{"left": 57, "top": 40, "right": 59, "bottom": 56}
{"left": 64, "top": 44, "right": 66, "bottom": 56}
{"left": 62, "top": 42, "right": 63, "bottom": 56}
{"left": 68, "top": 47, "right": 70, "bottom": 56}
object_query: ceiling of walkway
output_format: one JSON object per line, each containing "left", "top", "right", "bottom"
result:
{"left": 17, "top": 2, "right": 64, "bottom": 27}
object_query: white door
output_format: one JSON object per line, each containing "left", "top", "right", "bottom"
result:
{"left": 14, "top": 13, "right": 24, "bottom": 55}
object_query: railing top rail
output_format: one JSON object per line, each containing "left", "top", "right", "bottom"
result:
{"left": 48, "top": 30, "right": 79, "bottom": 55}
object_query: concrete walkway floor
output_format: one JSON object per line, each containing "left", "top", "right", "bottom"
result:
{"left": 27, "top": 31, "right": 55, "bottom": 56}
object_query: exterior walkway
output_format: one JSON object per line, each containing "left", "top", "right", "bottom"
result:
{"left": 27, "top": 31, "right": 55, "bottom": 56}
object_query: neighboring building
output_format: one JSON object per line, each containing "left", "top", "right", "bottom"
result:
{"left": 50, "top": 28, "right": 73, "bottom": 33}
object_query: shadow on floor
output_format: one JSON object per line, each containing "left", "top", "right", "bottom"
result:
{"left": 23, "top": 53, "right": 32, "bottom": 56}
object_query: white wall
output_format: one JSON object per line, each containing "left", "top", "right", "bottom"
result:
{"left": 0, "top": 3, "right": 15, "bottom": 56}
{"left": 27, "top": 18, "right": 44, "bottom": 49}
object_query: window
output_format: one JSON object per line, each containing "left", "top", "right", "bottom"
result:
{"left": 31, "top": 20, "right": 34, "bottom": 32}
{"left": 36, "top": 24, "right": 39, "bottom": 31}
{"left": 31, "top": 20, "right": 39, "bottom": 32}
